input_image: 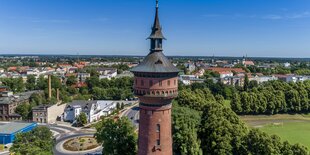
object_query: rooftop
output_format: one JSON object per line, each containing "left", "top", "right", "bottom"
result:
{"left": 0, "top": 122, "right": 36, "bottom": 134}
{"left": 0, "top": 91, "right": 41, "bottom": 105}
{"left": 131, "top": 52, "right": 179, "bottom": 73}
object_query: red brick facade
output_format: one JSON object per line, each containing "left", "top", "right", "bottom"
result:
{"left": 135, "top": 76, "right": 177, "bottom": 155}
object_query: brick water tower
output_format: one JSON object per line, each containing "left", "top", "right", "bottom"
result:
{"left": 131, "top": 0, "right": 179, "bottom": 154}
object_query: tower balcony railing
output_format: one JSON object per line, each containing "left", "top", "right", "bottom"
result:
{"left": 134, "top": 88, "right": 178, "bottom": 98}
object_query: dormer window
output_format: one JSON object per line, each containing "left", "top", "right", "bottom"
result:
{"left": 155, "top": 59, "right": 163, "bottom": 64}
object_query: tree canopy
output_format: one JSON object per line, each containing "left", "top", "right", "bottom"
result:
{"left": 95, "top": 118, "right": 137, "bottom": 155}
{"left": 10, "top": 126, "right": 54, "bottom": 155}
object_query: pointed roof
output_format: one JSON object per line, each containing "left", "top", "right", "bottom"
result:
{"left": 148, "top": 0, "right": 165, "bottom": 39}
{"left": 131, "top": 0, "right": 178, "bottom": 73}
{"left": 131, "top": 51, "right": 179, "bottom": 73}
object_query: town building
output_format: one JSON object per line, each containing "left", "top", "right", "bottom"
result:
{"left": 63, "top": 100, "right": 121, "bottom": 123}
{"left": 0, "top": 91, "right": 40, "bottom": 121}
{"left": 0, "top": 122, "right": 37, "bottom": 144}
{"left": 219, "top": 71, "right": 233, "bottom": 78}
{"left": 221, "top": 76, "right": 244, "bottom": 87}
{"left": 130, "top": 1, "right": 179, "bottom": 154}
{"left": 207, "top": 67, "right": 246, "bottom": 74}
{"left": 179, "top": 75, "right": 204, "bottom": 85}
{"left": 98, "top": 68, "right": 118, "bottom": 80}
{"left": 249, "top": 75, "right": 278, "bottom": 84}
{"left": 32, "top": 104, "right": 66, "bottom": 123}
{"left": 77, "top": 73, "right": 90, "bottom": 82}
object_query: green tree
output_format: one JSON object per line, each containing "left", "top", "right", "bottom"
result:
{"left": 76, "top": 112, "right": 88, "bottom": 126}
{"left": 66, "top": 75, "right": 77, "bottom": 86}
{"left": 95, "top": 118, "right": 137, "bottom": 155}
{"left": 172, "top": 105, "right": 202, "bottom": 155}
{"left": 240, "top": 92, "right": 251, "bottom": 114}
{"left": 10, "top": 126, "right": 54, "bottom": 155}
{"left": 36, "top": 75, "right": 47, "bottom": 90}
{"left": 231, "top": 93, "right": 242, "bottom": 114}
{"left": 15, "top": 104, "right": 31, "bottom": 120}
{"left": 26, "top": 75, "right": 36, "bottom": 90}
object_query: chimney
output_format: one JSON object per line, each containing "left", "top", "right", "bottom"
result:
{"left": 48, "top": 75, "right": 52, "bottom": 99}
{"left": 56, "top": 88, "right": 60, "bottom": 102}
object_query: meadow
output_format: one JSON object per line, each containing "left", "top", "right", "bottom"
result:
{"left": 241, "top": 114, "right": 310, "bottom": 149}
{"left": 260, "top": 122, "right": 310, "bottom": 149}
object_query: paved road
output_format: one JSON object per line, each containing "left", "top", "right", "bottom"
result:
{"left": 123, "top": 106, "right": 140, "bottom": 128}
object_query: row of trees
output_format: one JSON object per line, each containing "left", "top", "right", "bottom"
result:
{"left": 173, "top": 88, "right": 308, "bottom": 155}
{"left": 231, "top": 80, "right": 310, "bottom": 115}
{"left": 86, "top": 76, "right": 134, "bottom": 100}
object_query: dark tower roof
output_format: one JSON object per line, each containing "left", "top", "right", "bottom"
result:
{"left": 148, "top": 0, "right": 165, "bottom": 39}
{"left": 131, "top": 52, "right": 178, "bottom": 73}
{"left": 131, "top": 0, "right": 178, "bottom": 73}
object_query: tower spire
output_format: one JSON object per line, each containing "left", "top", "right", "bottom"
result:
{"left": 149, "top": 0, "right": 165, "bottom": 52}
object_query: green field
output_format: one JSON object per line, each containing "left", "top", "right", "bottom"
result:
{"left": 260, "top": 122, "right": 310, "bottom": 149}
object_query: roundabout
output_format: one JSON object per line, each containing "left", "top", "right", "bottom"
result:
{"left": 54, "top": 133, "right": 102, "bottom": 155}
{"left": 63, "top": 136, "right": 99, "bottom": 152}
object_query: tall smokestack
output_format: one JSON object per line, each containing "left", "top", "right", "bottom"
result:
{"left": 56, "top": 88, "right": 60, "bottom": 102}
{"left": 48, "top": 75, "right": 52, "bottom": 99}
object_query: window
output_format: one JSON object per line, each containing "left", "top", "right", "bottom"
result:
{"left": 156, "top": 139, "right": 160, "bottom": 146}
{"left": 159, "top": 80, "right": 162, "bottom": 87}
{"left": 174, "top": 80, "right": 177, "bottom": 85}
{"left": 167, "top": 80, "right": 170, "bottom": 86}
{"left": 156, "top": 124, "right": 160, "bottom": 132}
{"left": 149, "top": 80, "right": 153, "bottom": 86}
{"left": 141, "top": 80, "right": 144, "bottom": 86}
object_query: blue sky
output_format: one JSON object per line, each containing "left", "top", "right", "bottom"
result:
{"left": 0, "top": 0, "right": 310, "bottom": 57}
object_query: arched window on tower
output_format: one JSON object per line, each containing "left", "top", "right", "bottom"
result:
{"left": 167, "top": 80, "right": 170, "bottom": 86}
{"left": 156, "top": 124, "right": 160, "bottom": 132}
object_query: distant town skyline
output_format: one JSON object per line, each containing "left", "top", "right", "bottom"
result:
{"left": 0, "top": 0, "right": 310, "bottom": 57}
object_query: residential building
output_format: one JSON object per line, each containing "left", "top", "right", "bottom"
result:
{"left": 32, "top": 104, "right": 66, "bottom": 123}
{"left": 0, "top": 91, "right": 41, "bottom": 121}
{"left": 219, "top": 71, "right": 233, "bottom": 78}
{"left": 77, "top": 73, "right": 90, "bottom": 82}
{"left": 64, "top": 100, "right": 118, "bottom": 123}
{"left": 179, "top": 75, "right": 204, "bottom": 85}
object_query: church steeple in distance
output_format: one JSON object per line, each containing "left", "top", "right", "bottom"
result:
{"left": 148, "top": 0, "right": 165, "bottom": 53}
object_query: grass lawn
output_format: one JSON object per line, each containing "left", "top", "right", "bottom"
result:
{"left": 260, "top": 122, "right": 310, "bottom": 149}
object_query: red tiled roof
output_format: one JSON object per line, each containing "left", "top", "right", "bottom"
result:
{"left": 207, "top": 67, "right": 246, "bottom": 73}
{"left": 244, "top": 61, "right": 255, "bottom": 65}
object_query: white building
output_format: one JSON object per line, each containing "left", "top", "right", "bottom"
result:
{"left": 63, "top": 104, "right": 82, "bottom": 123}
{"left": 219, "top": 71, "right": 233, "bottom": 78}
{"left": 284, "top": 62, "right": 291, "bottom": 68}
{"left": 64, "top": 100, "right": 125, "bottom": 123}
{"left": 179, "top": 75, "right": 204, "bottom": 85}
{"left": 250, "top": 75, "right": 278, "bottom": 84}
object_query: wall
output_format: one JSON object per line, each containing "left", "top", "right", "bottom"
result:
{"left": 47, "top": 104, "right": 66, "bottom": 123}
